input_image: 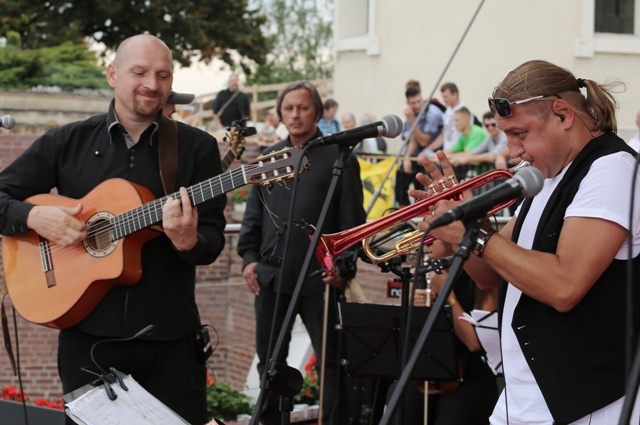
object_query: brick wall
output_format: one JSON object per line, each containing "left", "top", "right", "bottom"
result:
{"left": 0, "top": 132, "right": 396, "bottom": 401}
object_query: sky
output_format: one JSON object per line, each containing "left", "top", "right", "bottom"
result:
{"left": 172, "top": 59, "right": 231, "bottom": 98}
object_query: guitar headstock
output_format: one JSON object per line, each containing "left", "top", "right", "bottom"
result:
{"left": 221, "top": 121, "right": 257, "bottom": 171}
{"left": 245, "top": 147, "right": 311, "bottom": 186}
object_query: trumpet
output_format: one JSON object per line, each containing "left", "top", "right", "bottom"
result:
{"left": 316, "top": 162, "right": 529, "bottom": 274}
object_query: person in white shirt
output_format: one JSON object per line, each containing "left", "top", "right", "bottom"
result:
{"left": 415, "top": 59, "right": 640, "bottom": 425}
{"left": 257, "top": 107, "right": 288, "bottom": 149}
{"left": 430, "top": 82, "right": 478, "bottom": 151}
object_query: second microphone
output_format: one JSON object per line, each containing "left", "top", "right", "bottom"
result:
{"left": 308, "top": 114, "right": 403, "bottom": 147}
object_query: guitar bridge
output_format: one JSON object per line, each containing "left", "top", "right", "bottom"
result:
{"left": 39, "top": 237, "right": 55, "bottom": 288}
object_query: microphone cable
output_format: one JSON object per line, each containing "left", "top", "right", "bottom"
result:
{"left": 2, "top": 295, "right": 30, "bottom": 425}
{"left": 86, "top": 325, "right": 156, "bottom": 400}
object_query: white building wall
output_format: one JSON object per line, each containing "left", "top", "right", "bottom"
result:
{"left": 333, "top": 0, "right": 640, "bottom": 152}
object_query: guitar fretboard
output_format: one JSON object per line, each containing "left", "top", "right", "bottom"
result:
{"left": 110, "top": 165, "right": 248, "bottom": 240}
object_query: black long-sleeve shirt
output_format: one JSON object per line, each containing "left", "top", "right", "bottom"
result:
{"left": 237, "top": 130, "right": 366, "bottom": 295}
{"left": 0, "top": 102, "right": 227, "bottom": 340}
{"left": 212, "top": 89, "right": 250, "bottom": 127}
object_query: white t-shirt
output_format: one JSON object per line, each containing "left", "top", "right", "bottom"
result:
{"left": 490, "top": 152, "right": 640, "bottom": 425}
{"left": 442, "top": 103, "right": 466, "bottom": 151}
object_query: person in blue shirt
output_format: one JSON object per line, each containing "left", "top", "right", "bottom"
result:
{"left": 317, "top": 98, "right": 341, "bottom": 135}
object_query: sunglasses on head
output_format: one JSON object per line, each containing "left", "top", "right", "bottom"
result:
{"left": 488, "top": 93, "right": 561, "bottom": 117}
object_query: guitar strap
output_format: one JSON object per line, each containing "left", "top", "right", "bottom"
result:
{"left": 158, "top": 115, "right": 179, "bottom": 195}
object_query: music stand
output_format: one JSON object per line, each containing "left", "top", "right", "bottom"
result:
{"left": 338, "top": 302, "right": 459, "bottom": 382}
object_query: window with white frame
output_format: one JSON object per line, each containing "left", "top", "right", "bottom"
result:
{"left": 334, "top": 0, "right": 379, "bottom": 55}
{"left": 576, "top": 0, "right": 640, "bottom": 56}
{"left": 595, "top": 0, "right": 635, "bottom": 33}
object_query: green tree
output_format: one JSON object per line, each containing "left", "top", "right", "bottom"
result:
{"left": 0, "top": 0, "right": 268, "bottom": 70}
{"left": 0, "top": 33, "right": 109, "bottom": 91}
{"left": 246, "top": 0, "right": 333, "bottom": 93}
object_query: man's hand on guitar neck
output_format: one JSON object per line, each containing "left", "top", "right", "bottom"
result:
{"left": 162, "top": 186, "right": 198, "bottom": 252}
{"left": 27, "top": 204, "right": 86, "bottom": 246}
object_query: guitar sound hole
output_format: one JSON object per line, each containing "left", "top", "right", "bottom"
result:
{"left": 83, "top": 214, "right": 117, "bottom": 258}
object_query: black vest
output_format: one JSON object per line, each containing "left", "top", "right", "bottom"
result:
{"left": 506, "top": 133, "right": 640, "bottom": 424}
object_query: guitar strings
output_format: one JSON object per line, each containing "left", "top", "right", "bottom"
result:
{"left": 39, "top": 154, "right": 295, "bottom": 260}
{"left": 39, "top": 165, "right": 247, "bottom": 260}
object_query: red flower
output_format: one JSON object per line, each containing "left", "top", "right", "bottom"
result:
{"left": 1, "top": 386, "right": 28, "bottom": 402}
{"left": 1, "top": 386, "right": 63, "bottom": 410}
{"left": 34, "top": 398, "right": 64, "bottom": 410}
{"left": 304, "top": 355, "right": 316, "bottom": 374}
{"left": 206, "top": 370, "right": 216, "bottom": 387}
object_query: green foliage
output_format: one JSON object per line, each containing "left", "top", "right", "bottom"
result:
{"left": 206, "top": 380, "right": 254, "bottom": 422}
{"left": 293, "top": 355, "right": 319, "bottom": 405}
{"left": 246, "top": 0, "right": 333, "bottom": 95}
{"left": 0, "top": 35, "right": 109, "bottom": 91}
{"left": 293, "top": 369, "right": 319, "bottom": 405}
{"left": 0, "top": 0, "right": 269, "bottom": 70}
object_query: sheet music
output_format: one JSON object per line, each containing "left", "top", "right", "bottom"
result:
{"left": 65, "top": 375, "right": 190, "bottom": 425}
{"left": 462, "top": 309, "right": 503, "bottom": 375}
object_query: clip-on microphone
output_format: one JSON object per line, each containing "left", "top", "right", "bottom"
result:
{"left": 87, "top": 324, "right": 156, "bottom": 400}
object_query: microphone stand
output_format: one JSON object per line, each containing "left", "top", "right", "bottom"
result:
{"left": 249, "top": 144, "right": 355, "bottom": 425}
{"left": 379, "top": 217, "right": 482, "bottom": 425}
{"left": 618, "top": 150, "right": 640, "bottom": 424}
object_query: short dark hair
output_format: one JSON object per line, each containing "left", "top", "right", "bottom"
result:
{"left": 276, "top": 81, "right": 324, "bottom": 122}
{"left": 323, "top": 98, "right": 338, "bottom": 110}
{"left": 482, "top": 111, "right": 494, "bottom": 121}
{"left": 405, "top": 85, "right": 421, "bottom": 99}
{"left": 440, "top": 82, "right": 459, "bottom": 94}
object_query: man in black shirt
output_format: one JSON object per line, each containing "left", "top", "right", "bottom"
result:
{"left": 212, "top": 73, "right": 251, "bottom": 128}
{"left": 0, "top": 34, "right": 227, "bottom": 425}
{"left": 238, "top": 81, "right": 366, "bottom": 424}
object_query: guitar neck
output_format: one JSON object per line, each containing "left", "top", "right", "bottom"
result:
{"left": 220, "top": 149, "right": 237, "bottom": 172}
{"left": 111, "top": 166, "right": 246, "bottom": 240}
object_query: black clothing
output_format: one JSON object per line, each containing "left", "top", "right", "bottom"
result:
{"left": 388, "top": 273, "right": 498, "bottom": 425}
{"left": 0, "top": 101, "right": 227, "bottom": 423}
{"left": 237, "top": 131, "right": 366, "bottom": 424}
{"left": 237, "top": 131, "right": 366, "bottom": 295}
{"left": 508, "top": 133, "right": 640, "bottom": 424}
{"left": 212, "top": 89, "right": 251, "bottom": 127}
{"left": 58, "top": 328, "right": 208, "bottom": 425}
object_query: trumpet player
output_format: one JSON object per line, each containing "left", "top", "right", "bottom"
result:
{"left": 415, "top": 60, "right": 640, "bottom": 425}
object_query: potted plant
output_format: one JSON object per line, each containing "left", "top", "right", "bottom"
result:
{"left": 229, "top": 187, "right": 249, "bottom": 212}
{"left": 206, "top": 374, "right": 254, "bottom": 423}
{"left": 0, "top": 385, "right": 65, "bottom": 424}
{"left": 293, "top": 355, "right": 319, "bottom": 406}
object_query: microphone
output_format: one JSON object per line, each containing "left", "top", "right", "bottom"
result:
{"left": 90, "top": 325, "right": 156, "bottom": 375}
{"left": 1, "top": 115, "right": 16, "bottom": 129}
{"left": 309, "top": 114, "right": 403, "bottom": 147}
{"left": 429, "top": 167, "right": 545, "bottom": 229}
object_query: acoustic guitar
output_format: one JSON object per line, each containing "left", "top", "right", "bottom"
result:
{"left": 2, "top": 147, "right": 309, "bottom": 329}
